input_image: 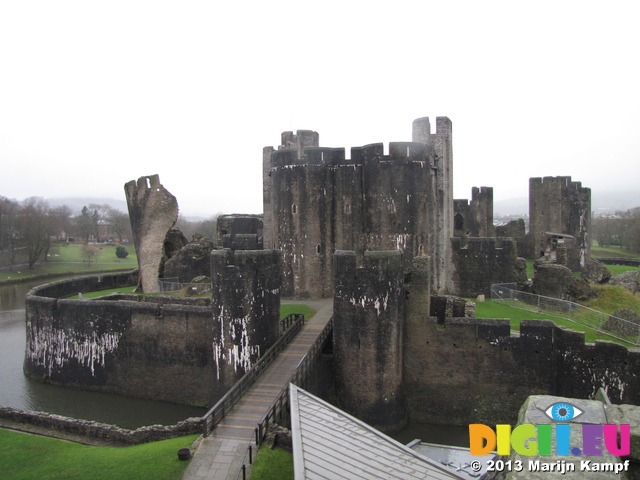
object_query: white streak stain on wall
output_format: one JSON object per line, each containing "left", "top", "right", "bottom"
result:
{"left": 213, "top": 311, "right": 260, "bottom": 379}
{"left": 26, "top": 322, "right": 122, "bottom": 376}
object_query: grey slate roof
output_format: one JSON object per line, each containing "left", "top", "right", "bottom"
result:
{"left": 289, "top": 384, "right": 459, "bottom": 480}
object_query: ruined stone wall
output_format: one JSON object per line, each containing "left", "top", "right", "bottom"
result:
{"left": 529, "top": 176, "right": 591, "bottom": 271}
{"left": 0, "top": 406, "right": 202, "bottom": 446}
{"left": 217, "top": 214, "right": 263, "bottom": 250}
{"left": 210, "top": 249, "right": 281, "bottom": 399}
{"left": 24, "top": 273, "right": 215, "bottom": 407}
{"left": 454, "top": 187, "right": 495, "bottom": 238}
{"left": 451, "top": 237, "right": 520, "bottom": 297}
{"left": 333, "top": 250, "right": 407, "bottom": 432}
{"left": 404, "top": 317, "right": 640, "bottom": 427}
{"left": 124, "top": 175, "right": 179, "bottom": 293}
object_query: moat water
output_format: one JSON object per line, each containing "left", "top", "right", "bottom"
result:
{"left": 0, "top": 280, "right": 469, "bottom": 445}
{"left": 0, "top": 280, "right": 207, "bottom": 429}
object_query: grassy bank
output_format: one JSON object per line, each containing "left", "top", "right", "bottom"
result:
{"left": 591, "top": 244, "right": 640, "bottom": 259}
{"left": 0, "top": 243, "right": 137, "bottom": 284}
{"left": 0, "top": 429, "right": 198, "bottom": 480}
{"left": 250, "top": 447, "right": 294, "bottom": 480}
{"left": 474, "top": 284, "right": 640, "bottom": 346}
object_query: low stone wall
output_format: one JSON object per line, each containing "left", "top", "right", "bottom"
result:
{"left": 24, "top": 271, "right": 219, "bottom": 407}
{"left": 405, "top": 317, "right": 640, "bottom": 427}
{"left": 596, "top": 257, "right": 640, "bottom": 267}
{"left": 0, "top": 406, "right": 202, "bottom": 446}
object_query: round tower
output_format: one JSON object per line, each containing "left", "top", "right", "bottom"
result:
{"left": 210, "top": 249, "right": 281, "bottom": 398}
{"left": 333, "top": 250, "right": 407, "bottom": 432}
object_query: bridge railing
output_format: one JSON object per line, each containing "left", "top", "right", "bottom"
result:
{"left": 201, "top": 313, "right": 305, "bottom": 437}
{"left": 255, "top": 316, "right": 333, "bottom": 445}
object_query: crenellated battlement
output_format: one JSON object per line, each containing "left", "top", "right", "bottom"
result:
{"left": 530, "top": 176, "right": 589, "bottom": 192}
{"left": 270, "top": 141, "right": 436, "bottom": 169}
{"left": 263, "top": 116, "right": 453, "bottom": 299}
{"left": 409, "top": 315, "right": 640, "bottom": 425}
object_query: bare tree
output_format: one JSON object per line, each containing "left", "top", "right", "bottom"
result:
{"left": 20, "top": 198, "right": 50, "bottom": 269}
{"left": 106, "top": 207, "right": 132, "bottom": 243}
{"left": 0, "top": 196, "right": 20, "bottom": 270}
{"left": 81, "top": 244, "right": 101, "bottom": 265}
{"left": 175, "top": 214, "right": 219, "bottom": 242}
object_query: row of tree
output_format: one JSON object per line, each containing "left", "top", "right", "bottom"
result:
{"left": 592, "top": 207, "right": 640, "bottom": 252}
{"left": 0, "top": 197, "right": 133, "bottom": 269}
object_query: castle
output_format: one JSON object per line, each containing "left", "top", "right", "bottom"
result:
{"left": 25, "top": 116, "right": 622, "bottom": 441}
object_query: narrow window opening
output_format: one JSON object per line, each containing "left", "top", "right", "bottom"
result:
{"left": 316, "top": 244, "right": 321, "bottom": 254}
{"left": 344, "top": 203, "right": 351, "bottom": 214}
{"left": 389, "top": 200, "right": 396, "bottom": 213}
{"left": 292, "top": 204, "right": 297, "bottom": 214}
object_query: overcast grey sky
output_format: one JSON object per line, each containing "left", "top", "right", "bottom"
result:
{"left": 1, "top": 1, "right": 639, "bottom": 217}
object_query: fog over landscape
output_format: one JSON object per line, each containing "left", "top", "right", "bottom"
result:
{"left": 2, "top": 1, "right": 639, "bottom": 217}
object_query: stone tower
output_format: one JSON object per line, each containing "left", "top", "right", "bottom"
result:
{"left": 210, "top": 249, "right": 281, "bottom": 398}
{"left": 454, "top": 186, "right": 495, "bottom": 239}
{"left": 124, "top": 174, "right": 179, "bottom": 293}
{"left": 529, "top": 176, "right": 591, "bottom": 271}
{"left": 332, "top": 250, "right": 407, "bottom": 432}
{"left": 412, "top": 117, "right": 454, "bottom": 294}
{"left": 263, "top": 116, "right": 454, "bottom": 299}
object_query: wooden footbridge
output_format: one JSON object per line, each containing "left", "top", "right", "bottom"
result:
{"left": 182, "top": 299, "right": 333, "bottom": 480}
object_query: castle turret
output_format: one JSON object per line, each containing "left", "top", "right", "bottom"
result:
{"left": 332, "top": 250, "right": 407, "bottom": 432}
{"left": 211, "top": 249, "right": 281, "bottom": 397}
{"left": 413, "top": 117, "right": 454, "bottom": 294}
{"left": 528, "top": 176, "right": 591, "bottom": 271}
{"left": 454, "top": 186, "right": 495, "bottom": 239}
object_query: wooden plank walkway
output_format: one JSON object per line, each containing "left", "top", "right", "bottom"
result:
{"left": 182, "top": 299, "right": 333, "bottom": 480}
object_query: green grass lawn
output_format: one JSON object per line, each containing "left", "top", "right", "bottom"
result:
{"left": 475, "top": 284, "right": 640, "bottom": 346}
{"left": 473, "top": 299, "right": 558, "bottom": 331}
{"left": 0, "top": 429, "right": 198, "bottom": 480}
{"left": 250, "top": 447, "right": 294, "bottom": 480}
{"left": 591, "top": 244, "right": 640, "bottom": 259}
{"left": 280, "top": 304, "right": 316, "bottom": 320}
{"left": 605, "top": 264, "right": 640, "bottom": 275}
{"left": 0, "top": 243, "right": 137, "bottom": 284}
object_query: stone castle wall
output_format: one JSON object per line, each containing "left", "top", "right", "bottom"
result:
{"left": 451, "top": 237, "right": 521, "bottom": 297}
{"left": 529, "top": 176, "right": 591, "bottom": 271}
{"left": 263, "top": 117, "right": 453, "bottom": 299}
{"left": 24, "top": 273, "right": 216, "bottom": 407}
{"left": 330, "top": 248, "right": 640, "bottom": 431}
{"left": 333, "top": 250, "right": 407, "bottom": 432}
{"left": 211, "top": 249, "right": 281, "bottom": 399}
{"left": 404, "top": 316, "right": 640, "bottom": 427}
{"left": 454, "top": 186, "right": 495, "bottom": 238}
{"left": 24, "top": 249, "right": 282, "bottom": 408}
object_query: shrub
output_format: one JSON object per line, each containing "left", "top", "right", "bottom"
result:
{"left": 115, "top": 246, "right": 129, "bottom": 259}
